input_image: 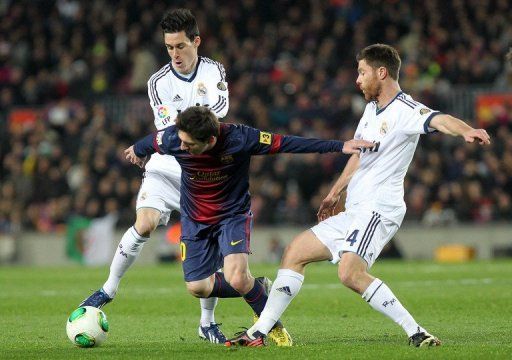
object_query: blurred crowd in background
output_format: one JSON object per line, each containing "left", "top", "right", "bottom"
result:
{"left": 1, "top": 0, "right": 511, "bottom": 236}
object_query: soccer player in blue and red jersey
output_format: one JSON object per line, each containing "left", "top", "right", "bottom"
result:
{"left": 125, "top": 106, "right": 373, "bottom": 345}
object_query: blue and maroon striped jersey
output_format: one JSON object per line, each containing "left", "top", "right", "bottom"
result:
{"left": 134, "top": 123, "right": 344, "bottom": 224}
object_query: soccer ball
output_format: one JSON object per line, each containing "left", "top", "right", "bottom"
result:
{"left": 66, "top": 306, "right": 109, "bottom": 347}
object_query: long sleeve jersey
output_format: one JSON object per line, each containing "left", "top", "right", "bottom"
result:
{"left": 134, "top": 123, "right": 344, "bottom": 224}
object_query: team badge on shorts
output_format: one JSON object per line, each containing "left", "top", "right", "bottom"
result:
{"left": 217, "top": 81, "right": 227, "bottom": 91}
{"left": 420, "top": 108, "right": 431, "bottom": 115}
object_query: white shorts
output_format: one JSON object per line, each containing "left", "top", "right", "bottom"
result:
{"left": 311, "top": 208, "right": 399, "bottom": 268}
{"left": 136, "top": 170, "right": 181, "bottom": 226}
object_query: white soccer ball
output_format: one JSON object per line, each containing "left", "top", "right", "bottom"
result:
{"left": 66, "top": 306, "right": 109, "bottom": 347}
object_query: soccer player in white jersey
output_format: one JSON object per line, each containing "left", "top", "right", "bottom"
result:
{"left": 226, "top": 44, "right": 491, "bottom": 348}
{"left": 80, "top": 9, "right": 232, "bottom": 344}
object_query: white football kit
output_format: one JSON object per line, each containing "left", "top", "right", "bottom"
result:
{"left": 136, "top": 56, "right": 229, "bottom": 224}
{"left": 312, "top": 92, "right": 440, "bottom": 267}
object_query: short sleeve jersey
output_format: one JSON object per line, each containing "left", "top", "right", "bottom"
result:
{"left": 346, "top": 92, "right": 441, "bottom": 225}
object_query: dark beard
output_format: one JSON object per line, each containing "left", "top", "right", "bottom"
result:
{"left": 365, "top": 81, "right": 381, "bottom": 102}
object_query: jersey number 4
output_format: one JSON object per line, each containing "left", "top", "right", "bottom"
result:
{"left": 346, "top": 230, "right": 359, "bottom": 246}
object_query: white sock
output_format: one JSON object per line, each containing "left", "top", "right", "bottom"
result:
{"left": 102, "top": 226, "right": 148, "bottom": 298}
{"left": 200, "top": 297, "right": 218, "bottom": 327}
{"left": 362, "top": 278, "right": 424, "bottom": 337}
{"left": 248, "top": 269, "right": 304, "bottom": 337}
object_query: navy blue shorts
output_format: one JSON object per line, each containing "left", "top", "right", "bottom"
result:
{"left": 180, "top": 212, "right": 253, "bottom": 282}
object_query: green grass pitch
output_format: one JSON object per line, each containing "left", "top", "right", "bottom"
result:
{"left": 1, "top": 260, "right": 511, "bottom": 359}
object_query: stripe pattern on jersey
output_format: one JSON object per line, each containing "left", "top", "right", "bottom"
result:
{"left": 201, "top": 56, "right": 226, "bottom": 81}
{"left": 148, "top": 64, "right": 171, "bottom": 106}
{"left": 397, "top": 93, "right": 419, "bottom": 109}
{"left": 356, "top": 211, "right": 381, "bottom": 257}
{"left": 211, "top": 95, "right": 228, "bottom": 114}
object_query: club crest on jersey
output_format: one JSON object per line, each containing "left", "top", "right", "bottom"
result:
{"left": 380, "top": 121, "right": 388, "bottom": 135}
{"left": 157, "top": 105, "right": 169, "bottom": 118}
{"left": 259, "top": 131, "right": 272, "bottom": 145}
{"left": 220, "top": 154, "right": 234, "bottom": 164}
{"left": 197, "top": 82, "right": 207, "bottom": 96}
{"left": 420, "top": 108, "right": 431, "bottom": 115}
{"left": 217, "top": 81, "right": 227, "bottom": 91}
{"left": 139, "top": 192, "right": 147, "bottom": 201}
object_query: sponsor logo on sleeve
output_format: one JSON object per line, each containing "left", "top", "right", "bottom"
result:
{"left": 217, "top": 81, "right": 227, "bottom": 91}
{"left": 157, "top": 105, "right": 169, "bottom": 118}
{"left": 259, "top": 131, "right": 272, "bottom": 145}
{"left": 420, "top": 108, "right": 431, "bottom": 115}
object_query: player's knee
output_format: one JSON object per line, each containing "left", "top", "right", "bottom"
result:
{"left": 186, "top": 282, "right": 210, "bottom": 298}
{"left": 281, "top": 243, "right": 306, "bottom": 269}
{"left": 134, "top": 214, "right": 159, "bottom": 237}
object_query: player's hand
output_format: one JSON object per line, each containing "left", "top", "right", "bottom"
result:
{"left": 317, "top": 193, "right": 341, "bottom": 222}
{"left": 463, "top": 129, "right": 490, "bottom": 145}
{"left": 124, "top": 146, "right": 147, "bottom": 168}
{"left": 342, "top": 139, "right": 375, "bottom": 154}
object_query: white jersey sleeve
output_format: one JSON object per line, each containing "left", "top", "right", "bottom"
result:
{"left": 147, "top": 64, "right": 178, "bottom": 131}
{"left": 395, "top": 93, "right": 441, "bottom": 135}
{"left": 201, "top": 58, "right": 229, "bottom": 119}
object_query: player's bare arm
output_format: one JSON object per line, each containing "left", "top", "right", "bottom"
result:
{"left": 317, "top": 153, "right": 360, "bottom": 221}
{"left": 124, "top": 146, "right": 147, "bottom": 168}
{"left": 429, "top": 114, "right": 491, "bottom": 145}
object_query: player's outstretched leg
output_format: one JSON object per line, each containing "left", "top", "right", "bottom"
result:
{"left": 340, "top": 252, "right": 441, "bottom": 347}
{"left": 105, "top": 226, "right": 150, "bottom": 295}
{"left": 242, "top": 276, "right": 292, "bottom": 346}
{"left": 230, "top": 229, "right": 330, "bottom": 347}
{"left": 253, "top": 276, "right": 292, "bottom": 346}
{"left": 78, "top": 225, "right": 149, "bottom": 308}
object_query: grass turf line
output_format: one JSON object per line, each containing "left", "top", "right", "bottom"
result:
{"left": 1, "top": 260, "right": 511, "bottom": 359}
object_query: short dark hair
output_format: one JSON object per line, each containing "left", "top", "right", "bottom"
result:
{"left": 160, "top": 8, "right": 199, "bottom": 41}
{"left": 175, "top": 107, "right": 219, "bottom": 142}
{"left": 356, "top": 44, "right": 401, "bottom": 80}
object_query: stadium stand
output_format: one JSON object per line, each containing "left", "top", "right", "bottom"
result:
{"left": 1, "top": 0, "right": 511, "bottom": 238}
